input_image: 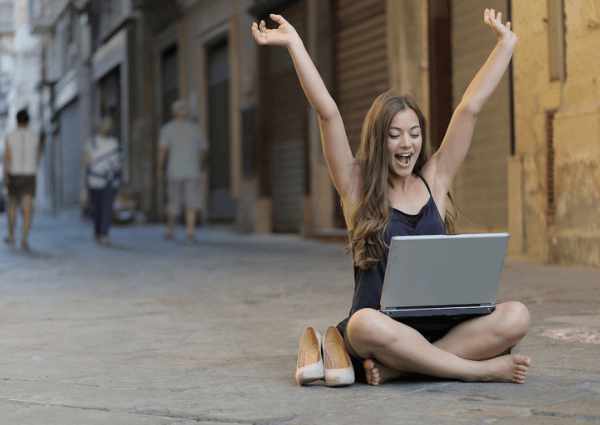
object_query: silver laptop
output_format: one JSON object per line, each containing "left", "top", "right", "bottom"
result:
{"left": 380, "top": 233, "right": 509, "bottom": 318}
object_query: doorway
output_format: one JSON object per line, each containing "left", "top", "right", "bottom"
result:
{"left": 161, "top": 44, "right": 179, "bottom": 125}
{"left": 98, "top": 67, "right": 122, "bottom": 144}
{"left": 207, "top": 39, "right": 235, "bottom": 221}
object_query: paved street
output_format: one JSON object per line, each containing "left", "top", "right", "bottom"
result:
{"left": 0, "top": 210, "right": 599, "bottom": 424}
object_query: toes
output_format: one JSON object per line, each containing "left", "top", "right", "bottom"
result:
{"left": 515, "top": 364, "right": 529, "bottom": 372}
{"left": 520, "top": 355, "right": 532, "bottom": 366}
{"left": 363, "top": 359, "right": 381, "bottom": 386}
{"left": 513, "top": 354, "right": 532, "bottom": 367}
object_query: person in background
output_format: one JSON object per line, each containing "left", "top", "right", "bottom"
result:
{"left": 3, "top": 109, "right": 41, "bottom": 250}
{"left": 82, "top": 116, "right": 121, "bottom": 246}
{"left": 157, "top": 100, "right": 209, "bottom": 245}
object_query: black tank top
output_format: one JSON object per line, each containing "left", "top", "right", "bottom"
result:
{"left": 337, "top": 174, "right": 446, "bottom": 335}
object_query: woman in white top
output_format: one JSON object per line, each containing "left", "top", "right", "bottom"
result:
{"left": 3, "top": 109, "right": 41, "bottom": 250}
{"left": 82, "top": 116, "right": 121, "bottom": 246}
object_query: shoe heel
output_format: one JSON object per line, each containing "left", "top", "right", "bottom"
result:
{"left": 295, "top": 327, "right": 325, "bottom": 385}
{"left": 323, "top": 326, "right": 354, "bottom": 387}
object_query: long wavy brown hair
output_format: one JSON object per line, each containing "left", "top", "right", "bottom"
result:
{"left": 346, "top": 91, "right": 458, "bottom": 270}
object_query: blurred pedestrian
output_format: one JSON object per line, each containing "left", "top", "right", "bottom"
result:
{"left": 2, "top": 109, "right": 41, "bottom": 250}
{"left": 157, "top": 100, "right": 209, "bottom": 245}
{"left": 82, "top": 116, "right": 121, "bottom": 246}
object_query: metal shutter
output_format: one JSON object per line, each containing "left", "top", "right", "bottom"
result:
{"left": 265, "top": 0, "right": 307, "bottom": 232}
{"left": 451, "top": 0, "right": 511, "bottom": 230}
{"left": 59, "top": 101, "right": 81, "bottom": 208}
{"left": 335, "top": 0, "right": 389, "bottom": 154}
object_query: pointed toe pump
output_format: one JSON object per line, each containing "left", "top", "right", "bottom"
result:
{"left": 323, "top": 326, "right": 355, "bottom": 387}
{"left": 295, "top": 327, "right": 325, "bottom": 385}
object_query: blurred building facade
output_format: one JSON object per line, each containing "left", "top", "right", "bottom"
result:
{"left": 26, "top": 0, "right": 598, "bottom": 267}
{"left": 0, "top": 0, "right": 43, "bottom": 204}
{"left": 32, "top": 0, "right": 133, "bottom": 211}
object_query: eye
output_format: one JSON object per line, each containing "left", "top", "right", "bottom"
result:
{"left": 411, "top": 133, "right": 420, "bottom": 139}
{"left": 389, "top": 134, "right": 400, "bottom": 139}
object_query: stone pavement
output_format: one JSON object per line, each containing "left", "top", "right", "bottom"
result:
{"left": 0, "top": 210, "right": 599, "bottom": 424}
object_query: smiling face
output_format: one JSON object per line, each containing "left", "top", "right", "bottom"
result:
{"left": 387, "top": 108, "right": 422, "bottom": 180}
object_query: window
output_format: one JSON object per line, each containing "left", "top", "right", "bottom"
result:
{"left": 548, "top": 0, "right": 566, "bottom": 82}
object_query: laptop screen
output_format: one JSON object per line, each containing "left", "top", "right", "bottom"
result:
{"left": 380, "top": 233, "right": 509, "bottom": 310}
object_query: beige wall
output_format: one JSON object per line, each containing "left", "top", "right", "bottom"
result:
{"left": 178, "top": 0, "right": 258, "bottom": 231}
{"left": 513, "top": 0, "right": 600, "bottom": 267}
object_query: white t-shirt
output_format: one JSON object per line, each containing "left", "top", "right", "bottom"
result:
{"left": 7, "top": 129, "right": 40, "bottom": 176}
{"left": 158, "top": 120, "right": 208, "bottom": 180}
{"left": 85, "top": 136, "right": 121, "bottom": 189}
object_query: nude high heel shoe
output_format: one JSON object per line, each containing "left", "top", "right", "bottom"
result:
{"left": 323, "top": 326, "right": 355, "bottom": 387}
{"left": 295, "top": 327, "right": 325, "bottom": 385}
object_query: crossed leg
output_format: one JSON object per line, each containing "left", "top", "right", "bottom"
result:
{"left": 344, "top": 302, "right": 531, "bottom": 385}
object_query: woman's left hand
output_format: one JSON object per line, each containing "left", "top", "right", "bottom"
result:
{"left": 484, "top": 8, "right": 517, "bottom": 45}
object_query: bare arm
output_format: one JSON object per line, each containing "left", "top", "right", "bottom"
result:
{"left": 430, "top": 9, "right": 517, "bottom": 194}
{"left": 252, "top": 15, "right": 356, "bottom": 200}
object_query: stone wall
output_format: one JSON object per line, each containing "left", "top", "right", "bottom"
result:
{"left": 513, "top": 0, "right": 600, "bottom": 267}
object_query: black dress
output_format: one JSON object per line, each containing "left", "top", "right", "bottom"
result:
{"left": 337, "top": 175, "right": 473, "bottom": 382}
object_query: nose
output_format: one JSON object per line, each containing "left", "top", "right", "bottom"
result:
{"left": 399, "top": 133, "right": 411, "bottom": 148}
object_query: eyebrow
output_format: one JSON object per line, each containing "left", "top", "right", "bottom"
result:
{"left": 389, "top": 126, "right": 421, "bottom": 131}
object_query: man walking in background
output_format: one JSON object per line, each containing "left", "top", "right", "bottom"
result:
{"left": 157, "top": 100, "right": 209, "bottom": 245}
{"left": 3, "top": 109, "right": 41, "bottom": 250}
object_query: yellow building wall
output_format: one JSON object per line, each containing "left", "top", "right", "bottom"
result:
{"left": 451, "top": 0, "right": 511, "bottom": 234}
{"left": 513, "top": 0, "right": 600, "bottom": 267}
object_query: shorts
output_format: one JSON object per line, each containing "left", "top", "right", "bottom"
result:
{"left": 167, "top": 178, "right": 202, "bottom": 216}
{"left": 338, "top": 314, "right": 481, "bottom": 384}
{"left": 7, "top": 175, "right": 36, "bottom": 198}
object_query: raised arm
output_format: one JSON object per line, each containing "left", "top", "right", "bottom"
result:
{"left": 252, "top": 15, "right": 356, "bottom": 199}
{"left": 430, "top": 9, "right": 517, "bottom": 194}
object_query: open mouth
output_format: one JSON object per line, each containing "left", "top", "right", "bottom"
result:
{"left": 395, "top": 153, "right": 412, "bottom": 165}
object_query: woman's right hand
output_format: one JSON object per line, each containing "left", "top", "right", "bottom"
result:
{"left": 484, "top": 8, "right": 517, "bottom": 46}
{"left": 252, "top": 14, "right": 299, "bottom": 48}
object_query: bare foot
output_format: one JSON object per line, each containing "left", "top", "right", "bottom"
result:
{"left": 471, "top": 354, "right": 532, "bottom": 384}
{"left": 363, "top": 358, "right": 405, "bottom": 386}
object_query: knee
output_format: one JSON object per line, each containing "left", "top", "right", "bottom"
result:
{"left": 346, "top": 308, "right": 391, "bottom": 351}
{"left": 496, "top": 301, "right": 531, "bottom": 343}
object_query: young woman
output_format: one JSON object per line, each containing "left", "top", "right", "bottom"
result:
{"left": 252, "top": 9, "right": 531, "bottom": 386}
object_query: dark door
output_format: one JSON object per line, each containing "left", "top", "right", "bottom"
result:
{"left": 59, "top": 101, "right": 80, "bottom": 207}
{"left": 264, "top": 0, "right": 307, "bottom": 232}
{"left": 98, "top": 67, "right": 121, "bottom": 142}
{"left": 207, "top": 40, "right": 235, "bottom": 221}
{"left": 161, "top": 45, "right": 179, "bottom": 125}
{"left": 428, "top": 0, "right": 452, "bottom": 151}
